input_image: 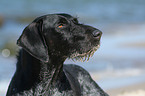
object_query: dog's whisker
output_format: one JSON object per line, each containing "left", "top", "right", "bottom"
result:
{"left": 70, "top": 44, "right": 100, "bottom": 62}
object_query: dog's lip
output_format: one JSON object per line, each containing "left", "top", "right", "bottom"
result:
{"left": 70, "top": 44, "right": 100, "bottom": 62}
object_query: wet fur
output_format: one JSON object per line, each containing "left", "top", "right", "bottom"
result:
{"left": 6, "top": 13, "right": 108, "bottom": 96}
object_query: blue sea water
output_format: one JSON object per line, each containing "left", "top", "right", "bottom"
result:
{"left": 0, "top": 0, "right": 145, "bottom": 23}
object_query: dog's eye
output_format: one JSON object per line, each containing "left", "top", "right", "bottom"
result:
{"left": 58, "top": 25, "right": 63, "bottom": 28}
{"left": 58, "top": 24, "right": 65, "bottom": 28}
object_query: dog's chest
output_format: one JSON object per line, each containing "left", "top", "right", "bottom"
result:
{"left": 17, "top": 81, "right": 74, "bottom": 96}
{"left": 36, "top": 82, "right": 74, "bottom": 96}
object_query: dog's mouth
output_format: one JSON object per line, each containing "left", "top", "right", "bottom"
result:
{"left": 70, "top": 44, "right": 100, "bottom": 62}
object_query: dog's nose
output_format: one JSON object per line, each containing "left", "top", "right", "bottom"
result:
{"left": 92, "top": 30, "right": 102, "bottom": 38}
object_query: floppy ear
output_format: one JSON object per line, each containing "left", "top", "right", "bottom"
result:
{"left": 17, "top": 21, "right": 49, "bottom": 62}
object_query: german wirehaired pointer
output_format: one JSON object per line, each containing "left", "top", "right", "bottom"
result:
{"left": 6, "top": 13, "right": 108, "bottom": 96}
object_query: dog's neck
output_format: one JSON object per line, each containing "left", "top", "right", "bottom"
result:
{"left": 18, "top": 49, "right": 65, "bottom": 88}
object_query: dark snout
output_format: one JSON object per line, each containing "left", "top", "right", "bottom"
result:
{"left": 82, "top": 25, "right": 102, "bottom": 40}
{"left": 92, "top": 30, "right": 102, "bottom": 39}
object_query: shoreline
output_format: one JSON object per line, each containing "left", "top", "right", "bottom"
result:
{"left": 106, "top": 80, "right": 145, "bottom": 96}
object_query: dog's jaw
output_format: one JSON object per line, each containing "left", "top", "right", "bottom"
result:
{"left": 69, "top": 44, "right": 100, "bottom": 62}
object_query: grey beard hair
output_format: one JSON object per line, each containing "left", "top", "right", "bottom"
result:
{"left": 69, "top": 44, "right": 100, "bottom": 62}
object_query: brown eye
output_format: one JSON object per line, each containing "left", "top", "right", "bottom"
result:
{"left": 58, "top": 23, "right": 65, "bottom": 28}
{"left": 58, "top": 24, "right": 63, "bottom": 28}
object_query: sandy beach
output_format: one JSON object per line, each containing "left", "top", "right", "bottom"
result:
{"left": 106, "top": 81, "right": 145, "bottom": 96}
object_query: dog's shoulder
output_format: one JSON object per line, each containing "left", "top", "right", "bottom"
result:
{"left": 63, "top": 64, "right": 96, "bottom": 87}
{"left": 64, "top": 64, "right": 108, "bottom": 96}
{"left": 64, "top": 64, "right": 91, "bottom": 78}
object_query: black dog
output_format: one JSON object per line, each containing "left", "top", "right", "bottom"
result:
{"left": 6, "top": 13, "right": 108, "bottom": 96}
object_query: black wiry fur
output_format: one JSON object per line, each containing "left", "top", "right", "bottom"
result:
{"left": 6, "top": 13, "right": 108, "bottom": 96}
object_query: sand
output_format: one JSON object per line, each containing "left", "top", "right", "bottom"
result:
{"left": 106, "top": 81, "right": 145, "bottom": 96}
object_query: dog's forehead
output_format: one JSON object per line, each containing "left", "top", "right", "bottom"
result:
{"left": 56, "top": 13, "right": 74, "bottom": 19}
{"left": 42, "top": 15, "right": 59, "bottom": 28}
{"left": 42, "top": 14, "right": 75, "bottom": 28}
{"left": 44, "top": 14, "right": 74, "bottom": 20}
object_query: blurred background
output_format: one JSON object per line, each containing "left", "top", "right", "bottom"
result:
{"left": 0, "top": 0, "right": 145, "bottom": 96}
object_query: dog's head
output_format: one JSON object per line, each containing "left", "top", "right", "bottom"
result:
{"left": 17, "top": 13, "right": 102, "bottom": 62}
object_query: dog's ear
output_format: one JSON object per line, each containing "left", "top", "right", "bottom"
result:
{"left": 17, "top": 21, "right": 49, "bottom": 62}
